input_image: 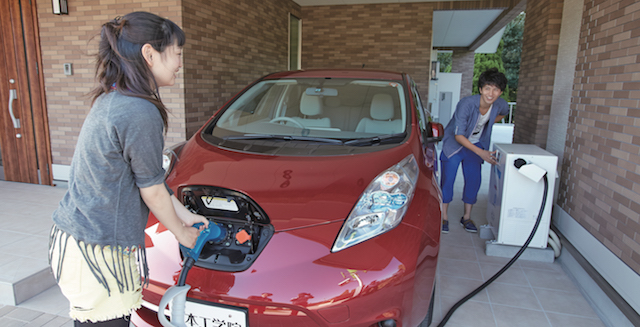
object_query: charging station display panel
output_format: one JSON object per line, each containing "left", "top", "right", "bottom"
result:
{"left": 486, "top": 144, "right": 557, "bottom": 248}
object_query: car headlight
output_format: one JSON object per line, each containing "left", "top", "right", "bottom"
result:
{"left": 332, "top": 154, "right": 419, "bottom": 252}
{"left": 162, "top": 142, "right": 186, "bottom": 177}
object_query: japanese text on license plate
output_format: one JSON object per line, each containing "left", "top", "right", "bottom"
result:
{"left": 175, "top": 300, "right": 248, "bottom": 327}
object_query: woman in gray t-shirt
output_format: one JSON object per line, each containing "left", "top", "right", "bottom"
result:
{"left": 49, "top": 12, "right": 208, "bottom": 326}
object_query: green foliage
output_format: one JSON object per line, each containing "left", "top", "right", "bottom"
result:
{"left": 434, "top": 11, "right": 524, "bottom": 102}
{"left": 472, "top": 39, "right": 510, "bottom": 102}
{"left": 437, "top": 52, "right": 452, "bottom": 72}
{"left": 502, "top": 12, "right": 525, "bottom": 102}
{"left": 472, "top": 11, "right": 525, "bottom": 103}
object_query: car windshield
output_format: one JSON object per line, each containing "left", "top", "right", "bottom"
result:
{"left": 209, "top": 78, "right": 407, "bottom": 144}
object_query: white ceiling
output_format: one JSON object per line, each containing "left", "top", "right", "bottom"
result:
{"left": 292, "top": 0, "right": 506, "bottom": 50}
{"left": 432, "top": 9, "right": 504, "bottom": 49}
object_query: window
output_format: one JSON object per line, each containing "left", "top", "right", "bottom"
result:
{"left": 211, "top": 78, "right": 406, "bottom": 138}
{"left": 289, "top": 14, "right": 301, "bottom": 70}
{"left": 410, "top": 78, "right": 430, "bottom": 133}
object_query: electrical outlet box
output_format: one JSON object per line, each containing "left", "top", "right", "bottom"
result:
{"left": 63, "top": 63, "right": 73, "bottom": 76}
{"left": 486, "top": 144, "right": 557, "bottom": 248}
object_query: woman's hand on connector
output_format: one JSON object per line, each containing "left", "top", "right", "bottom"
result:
{"left": 171, "top": 195, "right": 209, "bottom": 228}
{"left": 175, "top": 224, "right": 203, "bottom": 249}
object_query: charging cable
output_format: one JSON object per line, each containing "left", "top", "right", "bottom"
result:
{"left": 436, "top": 159, "right": 549, "bottom": 327}
{"left": 158, "top": 222, "right": 227, "bottom": 327}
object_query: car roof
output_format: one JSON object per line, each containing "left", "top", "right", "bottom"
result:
{"left": 263, "top": 69, "right": 405, "bottom": 81}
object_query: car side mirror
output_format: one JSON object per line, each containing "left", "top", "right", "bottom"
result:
{"left": 424, "top": 121, "right": 444, "bottom": 143}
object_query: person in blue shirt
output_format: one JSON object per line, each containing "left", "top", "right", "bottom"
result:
{"left": 440, "top": 68, "right": 509, "bottom": 233}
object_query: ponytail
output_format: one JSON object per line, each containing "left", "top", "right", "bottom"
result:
{"left": 89, "top": 12, "right": 186, "bottom": 131}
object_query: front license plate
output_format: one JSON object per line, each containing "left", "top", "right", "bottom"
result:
{"left": 172, "top": 299, "right": 248, "bottom": 327}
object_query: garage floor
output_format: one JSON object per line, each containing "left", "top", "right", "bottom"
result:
{"left": 432, "top": 218, "right": 606, "bottom": 327}
{"left": 0, "top": 162, "right": 608, "bottom": 327}
{"left": 429, "top": 155, "right": 606, "bottom": 327}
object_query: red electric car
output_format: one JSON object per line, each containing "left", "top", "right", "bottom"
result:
{"left": 132, "top": 69, "right": 443, "bottom": 327}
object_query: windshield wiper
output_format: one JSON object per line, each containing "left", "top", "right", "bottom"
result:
{"left": 223, "top": 134, "right": 344, "bottom": 145}
{"left": 343, "top": 133, "right": 405, "bottom": 146}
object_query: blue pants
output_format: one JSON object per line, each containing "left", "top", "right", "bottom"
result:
{"left": 440, "top": 144, "right": 484, "bottom": 204}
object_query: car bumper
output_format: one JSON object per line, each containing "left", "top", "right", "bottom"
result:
{"left": 133, "top": 219, "right": 438, "bottom": 327}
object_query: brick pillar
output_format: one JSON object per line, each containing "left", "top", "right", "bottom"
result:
{"left": 451, "top": 50, "right": 475, "bottom": 98}
{"left": 513, "top": 0, "right": 563, "bottom": 147}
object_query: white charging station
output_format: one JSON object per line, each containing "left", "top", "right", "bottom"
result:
{"left": 485, "top": 144, "right": 557, "bottom": 249}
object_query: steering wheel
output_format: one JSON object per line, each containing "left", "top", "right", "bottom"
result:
{"left": 270, "top": 117, "right": 306, "bottom": 129}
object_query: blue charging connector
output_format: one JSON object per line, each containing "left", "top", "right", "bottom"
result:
{"left": 159, "top": 221, "right": 228, "bottom": 327}
{"left": 180, "top": 222, "right": 227, "bottom": 263}
{"left": 176, "top": 222, "right": 227, "bottom": 287}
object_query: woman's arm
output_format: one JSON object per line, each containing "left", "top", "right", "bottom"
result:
{"left": 171, "top": 195, "right": 210, "bottom": 226}
{"left": 140, "top": 183, "right": 209, "bottom": 248}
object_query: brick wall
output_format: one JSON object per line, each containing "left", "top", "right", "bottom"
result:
{"left": 300, "top": 3, "right": 433, "bottom": 103}
{"left": 182, "top": 0, "right": 301, "bottom": 137}
{"left": 558, "top": 0, "right": 640, "bottom": 273}
{"left": 38, "top": 0, "right": 300, "bottom": 165}
{"left": 451, "top": 50, "right": 475, "bottom": 98}
{"left": 513, "top": 0, "right": 563, "bottom": 147}
{"left": 37, "top": 0, "right": 185, "bottom": 165}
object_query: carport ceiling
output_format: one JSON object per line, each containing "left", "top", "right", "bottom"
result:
{"left": 293, "top": 0, "right": 507, "bottom": 49}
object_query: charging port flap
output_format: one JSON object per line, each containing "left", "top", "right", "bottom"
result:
{"left": 179, "top": 186, "right": 275, "bottom": 272}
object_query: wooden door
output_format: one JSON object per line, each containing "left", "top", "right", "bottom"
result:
{"left": 0, "top": 0, "right": 52, "bottom": 185}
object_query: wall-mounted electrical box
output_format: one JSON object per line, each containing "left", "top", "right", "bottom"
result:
{"left": 63, "top": 63, "right": 73, "bottom": 76}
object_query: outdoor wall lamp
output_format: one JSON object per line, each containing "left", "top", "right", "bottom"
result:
{"left": 52, "top": 0, "right": 68, "bottom": 15}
